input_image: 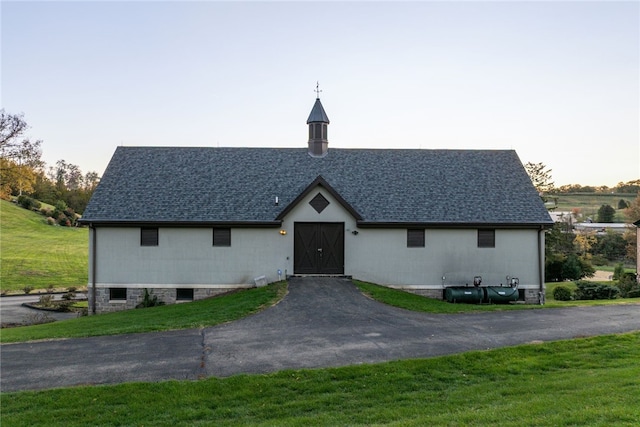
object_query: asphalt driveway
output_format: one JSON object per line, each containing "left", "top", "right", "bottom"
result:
{"left": 2, "top": 277, "right": 640, "bottom": 392}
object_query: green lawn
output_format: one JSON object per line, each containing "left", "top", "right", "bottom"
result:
{"left": 355, "top": 280, "right": 640, "bottom": 311}
{"left": 2, "top": 332, "right": 638, "bottom": 426}
{"left": 0, "top": 281, "right": 287, "bottom": 343}
{"left": 0, "top": 199, "right": 88, "bottom": 292}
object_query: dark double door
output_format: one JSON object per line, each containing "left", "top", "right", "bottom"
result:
{"left": 294, "top": 223, "right": 344, "bottom": 275}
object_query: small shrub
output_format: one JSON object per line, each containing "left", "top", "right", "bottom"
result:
{"left": 55, "top": 300, "right": 73, "bottom": 312}
{"left": 136, "top": 288, "right": 165, "bottom": 308}
{"left": 23, "top": 286, "right": 33, "bottom": 294}
{"left": 67, "top": 286, "right": 77, "bottom": 293}
{"left": 24, "top": 313, "right": 55, "bottom": 326}
{"left": 54, "top": 200, "right": 67, "bottom": 212}
{"left": 57, "top": 215, "right": 71, "bottom": 227}
{"left": 38, "top": 294, "right": 55, "bottom": 308}
{"left": 618, "top": 272, "right": 639, "bottom": 298}
{"left": 574, "top": 281, "right": 620, "bottom": 300}
{"left": 613, "top": 263, "right": 625, "bottom": 281}
{"left": 61, "top": 292, "right": 75, "bottom": 300}
{"left": 40, "top": 207, "right": 53, "bottom": 217}
{"left": 17, "top": 195, "right": 41, "bottom": 211}
{"left": 626, "top": 289, "right": 640, "bottom": 298}
{"left": 46, "top": 216, "right": 56, "bottom": 226}
{"left": 553, "top": 285, "right": 572, "bottom": 301}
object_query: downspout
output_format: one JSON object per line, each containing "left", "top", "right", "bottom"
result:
{"left": 91, "top": 224, "right": 97, "bottom": 314}
{"left": 538, "top": 226, "right": 545, "bottom": 305}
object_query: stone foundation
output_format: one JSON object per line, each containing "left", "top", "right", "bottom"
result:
{"left": 88, "top": 286, "right": 247, "bottom": 315}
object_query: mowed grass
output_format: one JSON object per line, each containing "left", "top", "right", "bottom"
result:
{"left": 0, "top": 199, "right": 88, "bottom": 291}
{"left": 355, "top": 280, "right": 640, "bottom": 311}
{"left": 550, "top": 192, "right": 635, "bottom": 221}
{"left": 0, "top": 281, "right": 287, "bottom": 343}
{"left": 2, "top": 332, "right": 639, "bottom": 426}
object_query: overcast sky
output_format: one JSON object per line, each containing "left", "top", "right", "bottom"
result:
{"left": 2, "top": 1, "right": 638, "bottom": 187}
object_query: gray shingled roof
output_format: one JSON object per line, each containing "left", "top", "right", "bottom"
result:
{"left": 81, "top": 147, "right": 553, "bottom": 227}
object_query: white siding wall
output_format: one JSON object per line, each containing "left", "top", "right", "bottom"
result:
{"left": 347, "top": 228, "right": 542, "bottom": 290}
{"left": 94, "top": 226, "right": 290, "bottom": 286}
{"left": 90, "top": 185, "right": 543, "bottom": 292}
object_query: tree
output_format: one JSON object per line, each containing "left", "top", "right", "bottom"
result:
{"left": 0, "top": 110, "right": 43, "bottom": 197}
{"left": 545, "top": 223, "right": 575, "bottom": 258}
{"left": 618, "top": 199, "right": 630, "bottom": 209}
{"left": 524, "top": 162, "right": 554, "bottom": 205}
{"left": 596, "top": 204, "right": 616, "bottom": 223}
{"left": 594, "top": 230, "right": 627, "bottom": 262}
{"left": 625, "top": 194, "right": 640, "bottom": 223}
{"left": 615, "top": 180, "right": 640, "bottom": 194}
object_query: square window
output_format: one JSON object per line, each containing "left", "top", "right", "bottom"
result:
{"left": 407, "top": 229, "right": 425, "bottom": 247}
{"left": 176, "top": 288, "right": 194, "bottom": 301}
{"left": 213, "top": 228, "right": 231, "bottom": 246}
{"left": 109, "top": 288, "right": 127, "bottom": 301}
{"left": 141, "top": 228, "right": 158, "bottom": 246}
{"left": 478, "top": 229, "right": 495, "bottom": 248}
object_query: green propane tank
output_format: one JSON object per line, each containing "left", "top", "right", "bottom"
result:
{"left": 484, "top": 286, "right": 519, "bottom": 303}
{"left": 445, "top": 287, "right": 484, "bottom": 304}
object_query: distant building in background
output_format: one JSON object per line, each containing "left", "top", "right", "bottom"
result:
{"left": 573, "top": 222, "right": 632, "bottom": 235}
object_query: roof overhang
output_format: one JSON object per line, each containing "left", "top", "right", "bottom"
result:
{"left": 78, "top": 220, "right": 282, "bottom": 228}
{"left": 356, "top": 221, "right": 554, "bottom": 230}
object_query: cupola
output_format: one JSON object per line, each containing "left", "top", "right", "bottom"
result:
{"left": 307, "top": 83, "right": 330, "bottom": 157}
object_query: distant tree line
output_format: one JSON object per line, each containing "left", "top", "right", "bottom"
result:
{"left": 1, "top": 109, "right": 99, "bottom": 217}
{"left": 524, "top": 162, "right": 640, "bottom": 195}
{"left": 552, "top": 181, "right": 640, "bottom": 194}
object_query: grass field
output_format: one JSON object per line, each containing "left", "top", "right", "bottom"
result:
{"left": 0, "top": 199, "right": 88, "bottom": 292}
{"left": 2, "top": 332, "right": 639, "bottom": 426}
{"left": 548, "top": 192, "right": 636, "bottom": 222}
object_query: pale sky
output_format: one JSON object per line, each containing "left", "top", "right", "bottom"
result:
{"left": 2, "top": 0, "right": 639, "bottom": 187}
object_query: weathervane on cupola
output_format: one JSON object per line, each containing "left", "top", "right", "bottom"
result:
{"left": 307, "top": 81, "right": 330, "bottom": 158}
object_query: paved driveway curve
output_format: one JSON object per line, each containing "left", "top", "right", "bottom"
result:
{"left": 2, "top": 277, "right": 640, "bottom": 392}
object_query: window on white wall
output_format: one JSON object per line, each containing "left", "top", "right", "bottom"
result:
{"left": 477, "top": 229, "right": 495, "bottom": 248}
{"left": 407, "top": 229, "right": 425, "bottom": 247}
{"left": 213, "top": 228, "right": 231, "bottom": 246}
{"left": 140, "top": 228, "right": 159, "bottom": 246}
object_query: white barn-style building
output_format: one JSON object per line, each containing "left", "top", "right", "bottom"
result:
{"left": 80, "top": 96, "right": 553, "bottom": 314}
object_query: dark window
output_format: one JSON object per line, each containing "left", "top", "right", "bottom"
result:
{"left": 478, "top": 229, "right": 495, "bottom": 248}
{"left": 213, "top": 228, "right": 231, "bottom": 246}
{"left": 407, "top": 229, "right": 425, "bottom": 247}
{"left": 323, "top": 123, "right": 328, "bottom": 140}
{"left": 109, "top": 288, "right": 127, "bottom": 300}
{"left": 314, "top": 123, "right": 321, "bottom": 139}
{"left": 309, "top": 125, "right": 313, "bottom": 140}
{"left": 176, "top": 288, "right": 194, "bottom": 301}
{"left": 141, "top": 227, "right": 159, "bottom": 246}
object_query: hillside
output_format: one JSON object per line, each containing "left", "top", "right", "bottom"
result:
{"left": 548, "top": 192, "right": 636, "bottom": 222}
{"left": 0, "top": 199, "right": 88, "bottom": 292}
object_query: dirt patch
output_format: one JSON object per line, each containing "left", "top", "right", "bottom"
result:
{"left": 585, "top": 270, "right": 613, "bottom": 282}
